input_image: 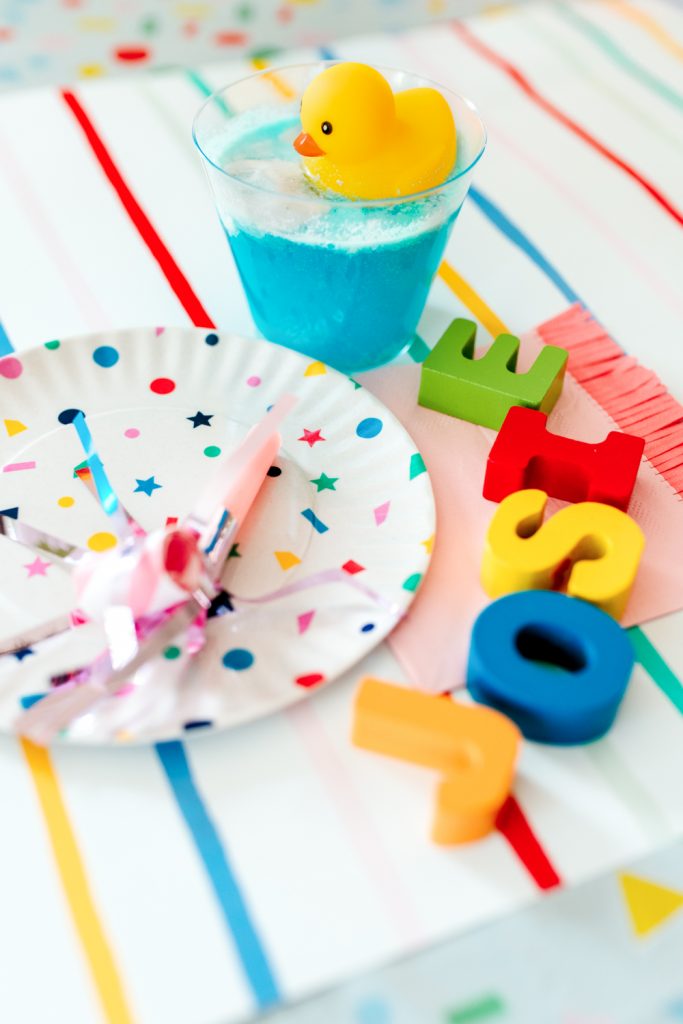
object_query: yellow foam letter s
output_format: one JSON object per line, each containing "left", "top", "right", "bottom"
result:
{"left": 481, "top": 489, "right": 644, "bottom": 620}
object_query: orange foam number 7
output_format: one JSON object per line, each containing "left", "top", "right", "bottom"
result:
{"left": 352, "top": 678, "right": 521, "bottom": 845}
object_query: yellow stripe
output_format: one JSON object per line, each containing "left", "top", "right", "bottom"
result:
{"left": 21, "top": 739, "right": 134, "bottom": 1024}
{"left": 607, "top": 0, "right": 683, "bottom": 61}
{"left": 250, "top": 58, "right": 296, "bottom": 99}
{"left": 438, "top": 261, "right": 510, "bottom": 336}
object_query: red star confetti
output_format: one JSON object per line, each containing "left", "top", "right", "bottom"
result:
{"left": 298, "top": 428, "right": 325, "bottom": 447}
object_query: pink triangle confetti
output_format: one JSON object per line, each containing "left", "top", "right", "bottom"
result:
{"left": 297, "top": 610, "right": 315, "bottom": 635}
{"left": 374, "top": 501, "right": 390, "bottom": 526}
{"left": 155, "top": 326, "right": 166, "bottom": 336}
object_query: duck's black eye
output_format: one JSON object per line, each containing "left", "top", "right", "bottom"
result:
{"left": 321, "top": 121, "right": 333, "bottom": 135}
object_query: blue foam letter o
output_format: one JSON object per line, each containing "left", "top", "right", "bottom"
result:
{"left": 467, "top": 590, "right": 634, "bottom": 744}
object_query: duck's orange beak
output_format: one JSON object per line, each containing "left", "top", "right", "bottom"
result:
{"left": 294, "top": 131, "right": 325, "bottom": 157}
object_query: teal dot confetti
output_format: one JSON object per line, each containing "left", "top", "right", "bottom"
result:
{"left": 44, "top": 340, "right": 60, "bottom": 350}
{"left": 140, "top": 14, "right": 159, "bottom": 34}
{"left": 402, "top": 573, "right": 423, "bottom": 592}
{"left": 93, "top": 345, "right": 119, "bottom": 368}
{"left": 204, "top": 445, "right": 221, "bottom": 458}
{"left": 356, "top": 417, "right": 383, "bottom": 439}
{"left": 222, "top": 648, "right": 254, "bottom": 670}
{"left": 163, "top": 646, "right": 182, "bottom": 660}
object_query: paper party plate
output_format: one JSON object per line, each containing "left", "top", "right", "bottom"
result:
{"left": 0, "top": 328, "right": 434, "bottom": 744}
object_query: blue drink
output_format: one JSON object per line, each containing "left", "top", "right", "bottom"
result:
{"left": 226, "top": 212, "right": 458, "bottom": 373}
{"left": 194, "top": 65, "right": 485, "bottom": 373}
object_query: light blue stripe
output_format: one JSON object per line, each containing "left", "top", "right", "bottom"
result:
{"left": 156, "top": 741, "right": 281, "bottom": 1009}
{"left": 0, "top": 320, "right": 14, "bottom": 356}
{"left": 72, "top": 412, "right": 119, "bottom": 516}
{"left": 185, "top": 68, "right": 234, "bottom": 115}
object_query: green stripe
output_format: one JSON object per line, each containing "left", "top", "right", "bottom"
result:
{"left": 557, "top": 4, "right": 683, "bottom": 115}
{"left": 524, "top": 12, "right": 682, "bottom": 150}
{"left": 407, "top": 333, "right": 431, "bottom": 363}
{"left": 185, "top": 68, "right": 233, "bottom": 115}
{"left": 629, "top": 626, "right": 683, "bottom": 713}
{"left": 447, "top": 993, "right": 505, "bottom": 1023}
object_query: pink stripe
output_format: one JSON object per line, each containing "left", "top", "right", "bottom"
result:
{"left": 286, "top": 700, "right": 425, "bottom": 945}
{"left": 3, "top": 461, "right": 36, "bottom": 472}
{"left": 0, "top": 125, "right": 109, "bottom": 331}
{"left": 397, "top": 34, "right": 683, "bottom": 320}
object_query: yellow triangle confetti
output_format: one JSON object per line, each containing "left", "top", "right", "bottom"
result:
{"left": 274, "top": 550, "right": 302, "bottom": 571}
{"left": 4, "top": 419, "right": 26, "bottom": 437}
{"left": 422, "top": 534, "right": 435, "bottom": 555}
{"left": 619, "top": 873, "right": 683, "bottom": 937}
{"left": 304, "top": 361, "right": 326, "bottom": 377}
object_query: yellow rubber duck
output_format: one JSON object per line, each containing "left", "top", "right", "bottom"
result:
{"left": 293, "top": 62, "right": 457, "bottom": 200}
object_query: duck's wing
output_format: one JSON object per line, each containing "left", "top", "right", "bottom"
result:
{"left": 394, "top": 87, "right": 457, "bottom": 192}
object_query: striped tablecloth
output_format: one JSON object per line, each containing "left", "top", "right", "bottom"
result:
{"left": 0, "top": 2, "right": 682, "bottom": 1022}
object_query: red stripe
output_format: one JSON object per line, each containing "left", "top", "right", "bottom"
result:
{"left": 61, "top": 89, "right": 215, "bottom": 328}
{"left": 452, "top": 22, "right": 683, "bottom": 229}
{"left": 495, "top": 795, "right": 561, "bottom": 891}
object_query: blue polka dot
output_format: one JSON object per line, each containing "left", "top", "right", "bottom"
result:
{"left": 58, "top": 408, "right": 84, "bottom": 425}
{"left": 356, "top": 997, "right": 392, "bottom": 1024}
{"left": 222, "top": 648, "right": 254, "bottom": 670}
{"left": 205, "top": 333, "right": 219, "bottom": 346}
{"left": 93, "top": 345, "right": 119, "bottom": 368}
{"left": 361, "top": 623, "right": 376, "bottom": 633}
{"left": 356, "top": 417, "right": 383, "bottom": 439}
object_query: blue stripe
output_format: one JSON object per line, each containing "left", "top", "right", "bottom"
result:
{"left": 469, "top": 188, "right": 584, "bottom": 307}
{"left": 0, "top": 319, "right": 14, "bottom": 356}
{"left": 155, "top": 741, "right": 281, "bottom": 1010}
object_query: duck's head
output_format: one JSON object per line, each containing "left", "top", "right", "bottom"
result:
{"left": 294, "top": 63, "right": 395, "bottom": 163}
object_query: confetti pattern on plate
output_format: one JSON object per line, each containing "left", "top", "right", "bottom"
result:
{"left": 0, "top": 327, "right": 434, "bottom": 744}
{"left": 0, "top": 0, "right": 464, "bottom": 91}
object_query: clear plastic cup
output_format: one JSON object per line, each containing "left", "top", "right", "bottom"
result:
{"left": 193, "top": 62, "right": 486, "bottom": 374}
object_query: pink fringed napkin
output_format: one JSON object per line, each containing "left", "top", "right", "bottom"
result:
{"left": 361, "top": 304, "right": 683, "bottom": 693}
